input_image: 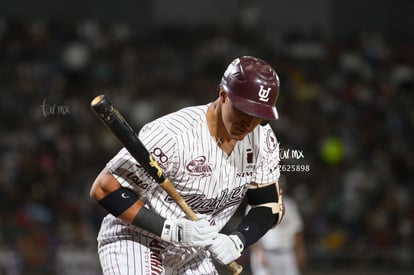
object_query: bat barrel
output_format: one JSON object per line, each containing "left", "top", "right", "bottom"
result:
{"left": 91, "top": 94, "right": 166, "bottom": 184}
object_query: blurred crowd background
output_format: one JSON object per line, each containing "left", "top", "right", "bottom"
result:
{"left": 0, "top": 0, "right": 413, "bottom": 274}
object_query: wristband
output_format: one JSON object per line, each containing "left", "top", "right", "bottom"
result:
{"left": 229, "top": 233, "right": 244, "bottom": 252}
{"left": 132, "top": 207, "right": 166, "bottom": 237}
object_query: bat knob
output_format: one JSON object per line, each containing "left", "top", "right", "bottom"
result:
{"left": 91, "top": 95, "right": 114, "bottom": 123}
{"left": 91, "top": 94, "right": 107, "bottom": 108}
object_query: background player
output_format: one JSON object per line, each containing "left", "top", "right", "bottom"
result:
{"left": 90, "top": 56, "right": 284, "bottom": 274}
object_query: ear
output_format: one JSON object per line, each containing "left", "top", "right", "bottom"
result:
{"left": 218, "top": 87, "right": 227, "bottom": 102}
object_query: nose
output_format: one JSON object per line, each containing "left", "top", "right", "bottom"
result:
{"left": 241, "top": 115, "right": 260, "bottom": 129}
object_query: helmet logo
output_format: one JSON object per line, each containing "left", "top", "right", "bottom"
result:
{"left": 258, "top": 85, "right": 271, "bottom": 102}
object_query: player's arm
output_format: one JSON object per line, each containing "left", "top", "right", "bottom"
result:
{"left": 90, "top": 166, "right": 217, "bottom": 247}
{"left": 235, "top": 181, "right": 284, "bottom": 245}
{"left": 209, "top": 181, "right": 284, "bottom": 265}
{"left": 90, "top": 167, "right": 144, "bottom": 223}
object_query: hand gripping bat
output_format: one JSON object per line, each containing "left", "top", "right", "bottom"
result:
{"left": 90, "top": 95, "right": 243, "bottom": 275}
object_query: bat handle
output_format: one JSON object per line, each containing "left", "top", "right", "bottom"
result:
{"left": 160, "top": 180, "right": 243, "bottom": 274}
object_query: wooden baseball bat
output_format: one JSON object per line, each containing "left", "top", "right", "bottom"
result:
{"left": 90, "top": 95, "right": 243, "bottom": 275}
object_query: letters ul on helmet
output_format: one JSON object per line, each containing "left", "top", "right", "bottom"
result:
{"left": 220, "top": 56, "right": 280, "bottom": 120}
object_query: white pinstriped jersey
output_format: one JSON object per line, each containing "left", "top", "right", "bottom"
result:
{"left": 97, "top": 104, "right": 280, "bottom": 274}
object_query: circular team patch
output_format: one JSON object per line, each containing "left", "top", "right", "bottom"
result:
{"left": 266, "top": 129, "right": 277, "bottom": 152}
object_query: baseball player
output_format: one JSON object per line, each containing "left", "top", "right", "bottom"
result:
{"left": 90, "top": 56, "right": 284, "bottom": 274}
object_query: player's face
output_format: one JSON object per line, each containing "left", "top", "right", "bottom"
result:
{"left": 222, "top": 95, "right": 263, "bottom": 140}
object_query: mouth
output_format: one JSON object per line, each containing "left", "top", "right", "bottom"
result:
{"left": 234, "top": 126, "right": 245, "bottom": 133}
{"left": 232, "top": 126, "right": 249, "bottom": 138}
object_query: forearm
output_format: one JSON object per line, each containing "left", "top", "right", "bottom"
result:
{"left": 91, "top": 167, "right": 217, "bottom": 246}
{"left": 233, "top": 206, "right": 277, "bottom": 248}
{"left": 234, "top": 182, "right": 284, "bottom": 248}
{"left": 209, "top": 182, "right": 284, "bottom": 265}
{"left": 90, "top": 167, "right": 165, "bottom": 234}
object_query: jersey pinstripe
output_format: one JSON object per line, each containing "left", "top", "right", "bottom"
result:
{"left": 97, "top": 104, "right": 280, "bottom": 274}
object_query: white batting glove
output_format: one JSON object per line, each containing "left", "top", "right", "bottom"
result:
{"left": 160, "top": 218, "right": 218, "bottom": 247}
{"left": 209, "top": 233, "right": 244, "bottom": 265}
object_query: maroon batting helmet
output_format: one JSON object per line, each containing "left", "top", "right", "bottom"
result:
{"left": 220, "top": 56, "right": 280, "bottom": 120}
